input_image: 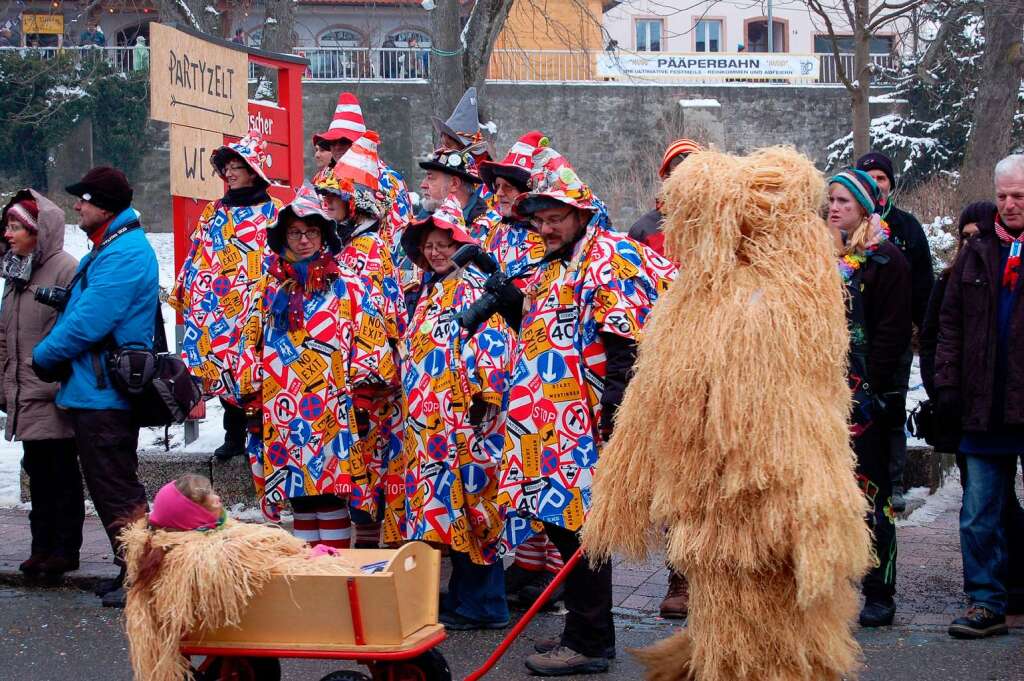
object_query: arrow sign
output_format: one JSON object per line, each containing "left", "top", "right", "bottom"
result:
{"left": 170, "top": 94, "right": 236, "bottom": 122}
{"left": 537, "top": 350, "right": 567, "bottom": 384}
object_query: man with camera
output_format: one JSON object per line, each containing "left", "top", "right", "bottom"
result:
{"left": 495, "top": 148, "right": 676, "bottom": 675}
{"left": 31, "top": 166, "right": 159, "bottom": 608}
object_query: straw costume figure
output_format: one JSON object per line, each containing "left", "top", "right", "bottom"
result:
{"left": 583, "top": 147, "right": 872, "bottom": 681}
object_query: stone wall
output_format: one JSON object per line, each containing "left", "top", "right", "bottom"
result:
{"left": 123, "top": 82, "right": 898, "bottom": 231}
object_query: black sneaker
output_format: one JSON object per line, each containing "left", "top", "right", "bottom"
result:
{"left": 439, "top": 611, "right": 509, "bottom": 631}
{"left": 214, "top": 439, "right": 245, "bottom": 461}
{"left": 519, "top": 571, "right": 564, "bottom": 608}
{"left": 504, "top": 563, "right": 541, "bottom": 600}
{"left": 948, "top": 605, "right": 1008, "bottom": 639}
{"left": 891, "top": 487, "right": 907, "bottom": 514}
{"left": 859, "top": 598, "right": 896, "bottom": 627}
{"left": 101, "top": 586, "right": 126, "bottom": 609}
{"left": 93, "top": 566, "right": 126, "bottom": 597}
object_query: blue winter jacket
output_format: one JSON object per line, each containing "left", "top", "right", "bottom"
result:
{"left": 32, "top": 208, "right": 159, "bottom": 410}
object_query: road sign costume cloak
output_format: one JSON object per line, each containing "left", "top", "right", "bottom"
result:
{"left": 498, "top": 153, "right": 676, "bottom": 546}
{"left": 398, "top": 197, "right": 515, "bottom": 565}
{"left": 318, "top": 134, "right": 408, "bottom": 542}
{"left": 169, "top": 133, "right": 280, "bottom": 404}
{"left": 246, "top": 186, "right": 388, "bottom": 520}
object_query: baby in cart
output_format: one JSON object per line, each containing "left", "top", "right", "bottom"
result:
{"left": 123, "top": 474, "right": 360, "bottom": 681}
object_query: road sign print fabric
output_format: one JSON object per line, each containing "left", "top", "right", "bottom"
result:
{"left": 169, "top": 198, "right": 280, "bottom": 404}
{"left": 499, "top": 221, "right": 677, "bottom": 545}
{"left": 338, "top": 227, "right": 409, "bottom": 542}
{"left": 247, "top": 256, "right": 380, "bottom": 520}
{"left": 401, "top": 269, "right": 514, "bottom": 565}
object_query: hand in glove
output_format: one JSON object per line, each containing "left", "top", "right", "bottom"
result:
{"left": 31, "top": 359, "right": 69, "bottom": 384}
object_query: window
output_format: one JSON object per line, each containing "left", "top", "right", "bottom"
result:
{"left": 319, "top": 28, "right": 361, "bottom": 47}
{"left": 695, "top": 20, "right": 722, "bottom": 53}
{"left": 387, "top": 29, "right": 431, "bottom": 48}
{"left": 635, "top": 19, "right": 663, "bottom": 52}
{"left": 814, "top": 34, "right": 894, "bottom": 54}
{"left": 745, "top": 19, "right": 786, "bottom": 52}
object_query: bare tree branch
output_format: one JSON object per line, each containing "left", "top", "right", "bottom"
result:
{"left": 806, "top": 0, "right": 854, "bottom": 91}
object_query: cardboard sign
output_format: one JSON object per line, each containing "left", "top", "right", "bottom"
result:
{"left": 150, "top": 23, "right": 248, "bottom": 136}
{"left": 22, "top": 13, "right": 64, "bottom": 35}
{"left": 169, "top": 125, "right": 224, "bottom": 200}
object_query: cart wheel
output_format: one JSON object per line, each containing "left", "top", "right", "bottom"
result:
{"left": 383, "top": 650, "right": 452, "bottom": 681}
{"left": 195, "top": 656, "right": 282, "bottom": 681}
{"left": 318, "top": 672, "right": 371, "bottom": 681}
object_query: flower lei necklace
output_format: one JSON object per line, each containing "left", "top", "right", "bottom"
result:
{"left": 838, "top": 216, "right": 890, "bottom": 285}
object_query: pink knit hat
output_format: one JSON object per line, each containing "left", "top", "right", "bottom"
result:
{"left": 148, "top": 481, "right": 220, "bottom": 531}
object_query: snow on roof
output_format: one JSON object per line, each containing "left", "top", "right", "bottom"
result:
{"left": 678, "top": 98, "right": 721, "bottom": 107}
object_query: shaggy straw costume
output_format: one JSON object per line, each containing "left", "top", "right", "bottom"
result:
{"left": 582, "top": 147, "right": 872, "bottom": 681}
{"left": 122, "top": 519, "right": 360, "bottom": 681}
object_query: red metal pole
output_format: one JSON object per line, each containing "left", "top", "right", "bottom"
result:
{"left": 462, "top": 547, "right": 584, "bottom": 681}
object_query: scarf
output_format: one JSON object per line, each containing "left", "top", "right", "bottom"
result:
{"left": 995, "top": 215, "right": 1023, "bottom": 290}
{"left": 268, "top": 249, "right": 341, "bottom": 332}
{"left": 838, "top": 215, "right": 891, "bottom": 285}
{"left": 0, "top": 250, "right": 33, "bottom": 288}
{"left": 221, "top": 184, "right": 271, "bottom": 207}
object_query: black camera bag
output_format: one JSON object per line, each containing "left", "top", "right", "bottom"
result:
{"left": 906, "top": 399, "right": 961, "bottom": 453}
{"left": 107, "top": 304, "right": 201, "bottom": 427}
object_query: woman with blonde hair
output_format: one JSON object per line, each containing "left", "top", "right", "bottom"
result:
{"left": 827, "top": 168, "right": 912, "bottom": 627}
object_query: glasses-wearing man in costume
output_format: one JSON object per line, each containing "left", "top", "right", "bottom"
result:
{"left": 398, "top": 196, "right": 516, "bottom": 630}
{"left": 169, "top": 133, "right": 279, "bottom": 462}
{"left": 499, "top": 148, "right": 676, "bottom": 676}
{"left": 316, "top": 133, "right": 407, "bottom": 549}
{"left": 478, "top": 132, "right": 565, "bottom": 607}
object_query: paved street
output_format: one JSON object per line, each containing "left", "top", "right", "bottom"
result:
{"left": 1, "top": 479, "right": 1022, "bottom": 680}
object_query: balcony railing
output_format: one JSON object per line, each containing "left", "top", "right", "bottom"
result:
{"left": 1, "top": 46, "right": 896, "bottom": 85}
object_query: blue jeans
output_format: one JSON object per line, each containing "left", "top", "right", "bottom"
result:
{"left": 443, "top": 551, "right": 509, "bottom": 624}
{"left": 960, "top": 454, "right": 1021, "bottom": 615}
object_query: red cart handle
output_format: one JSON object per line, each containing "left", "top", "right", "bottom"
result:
{"left": 463, "top": 547, "right": 584, "bottom": 681}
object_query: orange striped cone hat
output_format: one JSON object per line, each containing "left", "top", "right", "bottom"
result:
{"left": 333, "top": 131, "right": 381, "bottom": 192}
{"left": 313, "top": 92, "right": 366, "bottom": 145}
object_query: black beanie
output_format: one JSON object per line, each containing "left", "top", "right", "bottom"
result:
{"left": 65, "top": 166, "right": 133, "bottom": 215}
{"left": 855, "top": 152, "right": 895, "bottom": 189}
{"left": 957, "top": 201, "right": 997, "bottom": 238}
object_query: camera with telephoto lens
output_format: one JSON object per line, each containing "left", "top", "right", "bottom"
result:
{"left": 451, "top": 244, "right": 524, "bottom": 333}
{"left": 34, "top": 286, "right": 71, "bottom": 311}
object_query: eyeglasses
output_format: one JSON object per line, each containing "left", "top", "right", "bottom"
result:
{"left": 530, "top": 210, "right": 575, "bottom": 229}
{"left": 224, "top": 163, "right": 249, "bottom": 173}
{"left": 287, "top": 229, "right": 322, "bottom": 243}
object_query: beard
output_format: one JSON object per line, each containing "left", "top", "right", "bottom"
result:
{"left": 420, "top": 197, "right": 441, "bottom": 213}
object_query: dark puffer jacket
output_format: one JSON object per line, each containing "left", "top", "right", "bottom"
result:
{"left": 935, "top": 223, "right": 1024, "bottom": 432}
{"left": 884, "top": 205, "right": 934, "bottom": 329}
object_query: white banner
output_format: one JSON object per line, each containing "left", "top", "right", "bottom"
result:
{"left": 597, "top": 52, "right": 820, "bottom": 81}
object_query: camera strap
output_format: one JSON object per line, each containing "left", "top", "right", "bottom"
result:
{"left": 63, "top": 219, "right": 142, "bottom": 390}
{"left": 67, "top": 219, "right": 142, "bottom": 294}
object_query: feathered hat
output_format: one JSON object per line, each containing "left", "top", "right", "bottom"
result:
{"left": 418, "top": 146, "right": 482, "bottom": 185}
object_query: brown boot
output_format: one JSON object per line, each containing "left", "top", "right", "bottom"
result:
{"left": 659, "top": 570, "right": 689, "bottom": 619}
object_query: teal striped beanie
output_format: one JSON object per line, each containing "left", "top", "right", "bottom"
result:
{"left": 828, "top": 169, "right": 880, "bottom": 215}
